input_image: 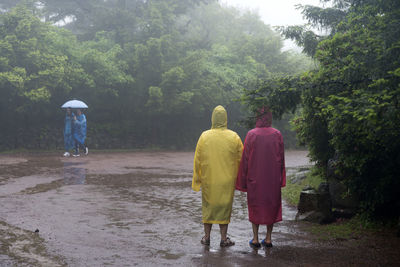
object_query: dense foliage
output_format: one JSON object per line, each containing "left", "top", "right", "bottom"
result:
{"left": 242, "top": 0, "right": 400, "bottom": 218}
{"left": 0, "top": 1, "right": 311, "bottom": 150}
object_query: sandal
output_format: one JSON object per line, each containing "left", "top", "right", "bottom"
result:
{"left": 249, "top": 239, "right": 261, "bottom": 249}
{"left": 220, "top": 237, "right": 235, "bottom": 247}
{"left": 261, "top": 239, "right": 273, "bottom": 248}
{"left": 201, "top": 236, "right": 210, "bottom": 246}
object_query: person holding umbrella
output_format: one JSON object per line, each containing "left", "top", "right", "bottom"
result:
{"left": 63, "top": 108, "right": 74, "bottom": 157}
{"left": 61, "top": 100, "right": 89, "bottom": 157}
{"left": 72, "top": 108, "right": 88, "bottom": 157}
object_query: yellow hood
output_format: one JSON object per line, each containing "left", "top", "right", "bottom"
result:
{"left": 211, "top": 105, "right": 227, "bottom": 129}
{"left": 192, "top": 104, "right": 244, "bottom": 224}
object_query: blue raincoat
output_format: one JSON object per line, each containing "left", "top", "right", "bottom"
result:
{"left": 64, "top": 113, "right": 74, "bottom": 151}
{"left": 73, "top": 114, "right": 87, "bottom": 145}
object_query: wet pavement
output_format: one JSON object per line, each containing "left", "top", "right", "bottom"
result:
{"left": 0, "top": 151, "right": 399, "bottom": 266}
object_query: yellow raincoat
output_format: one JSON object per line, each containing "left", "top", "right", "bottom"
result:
{"left": 192, "top": 105, "right": 243, "bottom": 224}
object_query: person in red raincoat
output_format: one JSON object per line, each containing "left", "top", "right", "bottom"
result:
{"left": 236, "top": 108, "right": 286, "bottom": 249}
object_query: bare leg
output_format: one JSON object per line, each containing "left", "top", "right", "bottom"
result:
{"left": 219, "top": 224, "right": 235, "bottom": 247}
{"left": 204, "top": 223, "right": 212, "bottom": 239}
{"left": 251, "top": 223, "right": 260, "bottom": 243}
{"left": 266, "top": 224, "right": 273, "bottom": 243}
{"left": 219, "top": 224, "right": 228, "bottom": 241}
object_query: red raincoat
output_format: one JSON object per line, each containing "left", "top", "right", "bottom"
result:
{"left": 236, "top": 110, "right": 286, "bottom": 225}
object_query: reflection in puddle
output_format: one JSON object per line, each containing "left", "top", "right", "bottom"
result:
{"left": 4, "top": 152, "right": 345, "bottom": 266}
{"left": 63, "top": 162, "right": 86, "bottom": 185}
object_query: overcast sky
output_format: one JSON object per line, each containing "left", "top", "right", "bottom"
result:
{"left": 221, "top": 0, "right": 324, "bottom": 50}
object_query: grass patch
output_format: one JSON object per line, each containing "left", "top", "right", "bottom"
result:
{"left": 305, "top": 167, "right": 325, "bottom": 188}
{"left": 305, "top": 215, "right": 394, "bottom": 241}
{"left": 282, "top": 182, "right": 303, "bottom": 206}
{"left": 282, "top": 166, "right": 324, "bottom": 206}
{"left": 0, "top": 148, "right": 30, "bottom": 154}
{"left": 307, "top": 217, "right": 365, "bottom": 240}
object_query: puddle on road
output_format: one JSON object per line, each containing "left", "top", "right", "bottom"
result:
{"left": 0, "top": 156, "right": 62, "bottom": 179}
{"left": 0, "top": 157, "right": 28, "bottom": 166}
{"left": 9, "top": 162, "right": 88, "bottom": 195}
{"left": 0, "top": 151, "right": 319, "bottom": 266}
{"left": 2, "top": 151, "right": 398, "bottom": 266}
{"left": 63, "top": 162, "right": 86, "bottom": 185}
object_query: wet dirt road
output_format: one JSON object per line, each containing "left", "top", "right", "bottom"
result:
{"left": 0, "top": 151, "right": 399, "bottom": 266}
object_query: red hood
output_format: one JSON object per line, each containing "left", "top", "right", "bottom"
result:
{"left": 255, "top": 107, "right": 272, "bottom": 127}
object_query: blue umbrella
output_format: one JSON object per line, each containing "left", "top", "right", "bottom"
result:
{"left": 61, "top": 100, "right": 88, "bottom": 109}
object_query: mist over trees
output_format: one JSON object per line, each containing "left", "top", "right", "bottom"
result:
{"left": 0, "top": 0, "right": 311, "bottom": 150}
{"left": 2, "top": 0, "right": 397, "bottom": 220}
{"left": 242, "top": 0, "right": 400, "bottom": 218}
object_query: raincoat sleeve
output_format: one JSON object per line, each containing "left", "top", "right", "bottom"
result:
{"left": 64, "top": 115, "right": 71, "bottom": 135}
{"left": 280, "top": 133, "right": 286, "bottom": 187}
{"left": 74, "top": 114, "right": 86, "bottom": 128}
{"left": 236, "top": 133, "right": 250, "bottom": 192}
{"left": 192, "top": 134, "right": 203, "bottom": 192}
{"left": 236, "top": 134, "right": 244, "bottom": 170}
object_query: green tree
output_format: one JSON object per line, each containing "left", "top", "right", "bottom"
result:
{"left": 243, "top": 0, "right": 400, "bottom": 218}
{"left": 0, "top": 5, "right": 87, "bottom": 148}
{"left": 0, "top": 1, "right": 312, "bottom": 150}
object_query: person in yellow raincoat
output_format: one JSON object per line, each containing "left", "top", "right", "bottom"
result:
{"left": 192, "top": 105, "right": 243, "bottom": 247}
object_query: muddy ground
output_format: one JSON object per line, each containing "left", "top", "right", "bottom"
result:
{"left": 0, "top": 151, "right": 399, "bottom": 266}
